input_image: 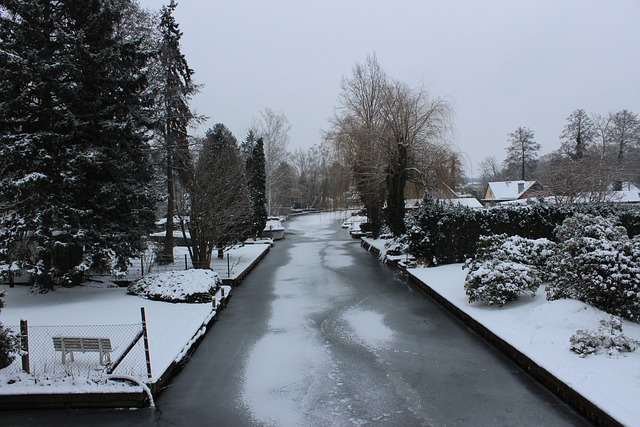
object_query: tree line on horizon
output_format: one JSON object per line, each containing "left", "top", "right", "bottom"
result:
{"left": 478, "top": 108, "right": 640, "bottom": 199}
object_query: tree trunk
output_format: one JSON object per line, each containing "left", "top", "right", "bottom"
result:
{"left": 386, "top": 143, "right": 408, "bottom": 236}
{"left": 163, "top": 151, "right": 175, "bottom": 263}
{"left": 364, "top": 197, "right": 384, "bottom": 238}
{"left": 193, "top": 248, "right": 213, "bottom": 269}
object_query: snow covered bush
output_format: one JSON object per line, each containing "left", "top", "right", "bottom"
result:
{"left": 128, "top": 269, "right": 221, "bottom": 303}
{"left": 570, "top": 316, "right": 638, "bottom": 357}
{"left": 464, "top": 234, "right": 550, "bottom": 306}
{"left": 546, "top": 214, "right": 640, "bottom": 322}
{"left": 384, "top": 234, "right": 410, "bottom": 256}
{"left": 0, "top": 292, "right": 19, "bottom": 369}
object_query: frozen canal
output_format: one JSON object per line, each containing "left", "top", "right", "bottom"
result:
{"left": 160, "top": 212, "right": 587, "bottom": 426}
{"left": 5, "top": 212, "right": 589, "bottom": 426}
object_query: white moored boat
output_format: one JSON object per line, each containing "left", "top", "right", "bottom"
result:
{"left": 262, "top": 217, "right": 285, "bottom": 240}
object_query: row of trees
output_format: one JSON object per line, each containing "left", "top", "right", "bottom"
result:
{"left": 0, "top": 1, "right": 462, "bottom": 285}
{"left": 0, "top": 1, "right": 265, "bottom": 285}
{"left": 480, "top": 108, "right": 640, "bottom": 199}
{"left": 0, "top": 0, "right": 358, "bottom": 286}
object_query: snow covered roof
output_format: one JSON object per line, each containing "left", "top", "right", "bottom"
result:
{"left": 485, "top": 181, "right": 537, "bottom": 201}
{"left": 441, "top": 197, "right": 484, "bottom": 209}
{"left": 404, "top": 199, "right": 422, "bottom": 209}
{"left": 610, "top": 182, "right": 640, "bottom": 203}
{"left": 404, "top": 197, "right": 484, "bottom": 209}
{"left": 546, "top": 182, "right": 640, "bottom": 204}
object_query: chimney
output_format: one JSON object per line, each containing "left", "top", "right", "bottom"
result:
{"left": 518, "top": 182, "right": 525, "bottom": 193}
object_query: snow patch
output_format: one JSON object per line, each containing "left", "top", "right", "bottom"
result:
{"left": 343, "top": 309, "right": 394, "bottom": 349}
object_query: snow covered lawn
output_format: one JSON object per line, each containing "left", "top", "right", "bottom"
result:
{"left": 408, "top": 263, "right": 640, "bottom": 427}
{"left": 0, "top": 243, "right": 269, "bottom": 396}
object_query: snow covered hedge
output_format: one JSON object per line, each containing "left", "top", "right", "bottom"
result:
{"left": 407, "top": 195, "right": 485, "bottom": 265}
{"left": 406, "top": 196, "right": 640, "bottom": 266}
{"left": 128, "top": 269, "right": 221, "bottom": 303}
{"left": 463, "top": 234, "right": 554, "bottom": 306}
{"left": 546, "top": 214, "right": 640, "bottom": 322}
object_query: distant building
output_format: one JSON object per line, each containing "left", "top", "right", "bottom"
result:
{"left": 405, "top": 193, "right": 484, "bottom": 210}
{"left": 609, "top": 182, "right": 640, "bottom": 204}
{"left": 444, "top": 197, "right": 484, "bottom": 209}
{"left": 481, "top": 180, "right": 547, "bottom": 207}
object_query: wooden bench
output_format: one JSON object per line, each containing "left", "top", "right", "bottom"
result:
{"left": 52, "top": 337, "right": 113, "bottom": 365}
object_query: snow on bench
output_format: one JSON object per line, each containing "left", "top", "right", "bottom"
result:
{"left": 52, "top": 336, "right": 113, "bottom": 365}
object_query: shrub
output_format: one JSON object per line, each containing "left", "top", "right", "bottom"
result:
{"left": 0, "top": 292, "right": 19, "bottom": 369}
{"left": 128, "top": 269, "right": 221, "bottom": 303}
{"left": 463, "top": 234, "right": 549, "bottom": 306}
{"left": 546, "top": 214, "right": 640, "bottom": 321}
{"left": 570, "top": 316, "right": 638, "bottom": 357}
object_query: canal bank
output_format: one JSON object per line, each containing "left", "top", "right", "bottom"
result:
{"left": 360, "top": 238, "right": 627, "bottom": 427}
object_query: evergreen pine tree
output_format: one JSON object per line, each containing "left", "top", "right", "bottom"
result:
{"left": 245, "top": 134, "right": 268, "bottom": 238}
{"left": 155, "top": 0, "right": 199, "bottom": 263}
{"left": 0, "top": 0, "right": 157, "bottom": 287}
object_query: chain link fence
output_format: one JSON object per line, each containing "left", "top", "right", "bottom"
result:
{"left": 3, "top": 321, "right": 150, "bottom": 381}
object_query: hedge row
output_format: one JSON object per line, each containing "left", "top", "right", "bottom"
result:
{"left": 406, "top": 195, "right": 640, "bottom": 266}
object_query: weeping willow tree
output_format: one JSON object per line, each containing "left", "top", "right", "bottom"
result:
{"left": 327, "top": 54, "right": 457, "bottom": 236}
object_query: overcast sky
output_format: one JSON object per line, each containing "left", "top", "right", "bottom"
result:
{"left": 137, "top": 0, "right": 639, "bottom": 176}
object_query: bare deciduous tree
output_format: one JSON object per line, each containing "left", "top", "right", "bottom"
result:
{"left": 503, "top": 126, "right": 540, "bottom": 181}
{"left": 252, "top": 108, "right": 291, "bottom": 215}
{"left": 327, "top": 54, "right": 392, "bottom": 234}
{"left": 610, "top": 109, "right": 640, "bottom": 189}
{"left": 478, "top": 156, "right": 503, "bottom": 183}
{"left": 560, "top": 109, "right": 595, "bottom": 160}
{"left": 592, "top": 113, "right": 613, "bottom": 159}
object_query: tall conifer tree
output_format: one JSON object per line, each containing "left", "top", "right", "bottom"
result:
{"left": 156, "top": 0, "right": 199, "bottom": 263}
{"left": 245, "top": 134, "right": 267, "bottom": 238}
{"left": 0, "top": 0, "right": 157, "bottom": 287}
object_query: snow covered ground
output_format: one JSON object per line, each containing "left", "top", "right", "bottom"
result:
{"left": 0, "top": 243, "right": 269, "bottom": 396}
{"left": 365, "top": 242, "right": 640, "bottom": 427}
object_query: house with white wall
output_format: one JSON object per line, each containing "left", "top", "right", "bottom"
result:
{"left": 481, "top": 180, "right": 548, "bottom": 207}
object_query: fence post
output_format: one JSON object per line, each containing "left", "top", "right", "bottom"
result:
{"left": 140, "top": 307, "right": 152, "bottom": 380}
{"left": 185, "top": 254, "right": 188, "bottom": 270}
{"left": 227, "top": 253, "right": 230, "bottom": 277}
{"left": 19, "top": 319, "right": 29, "bottom": 374}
